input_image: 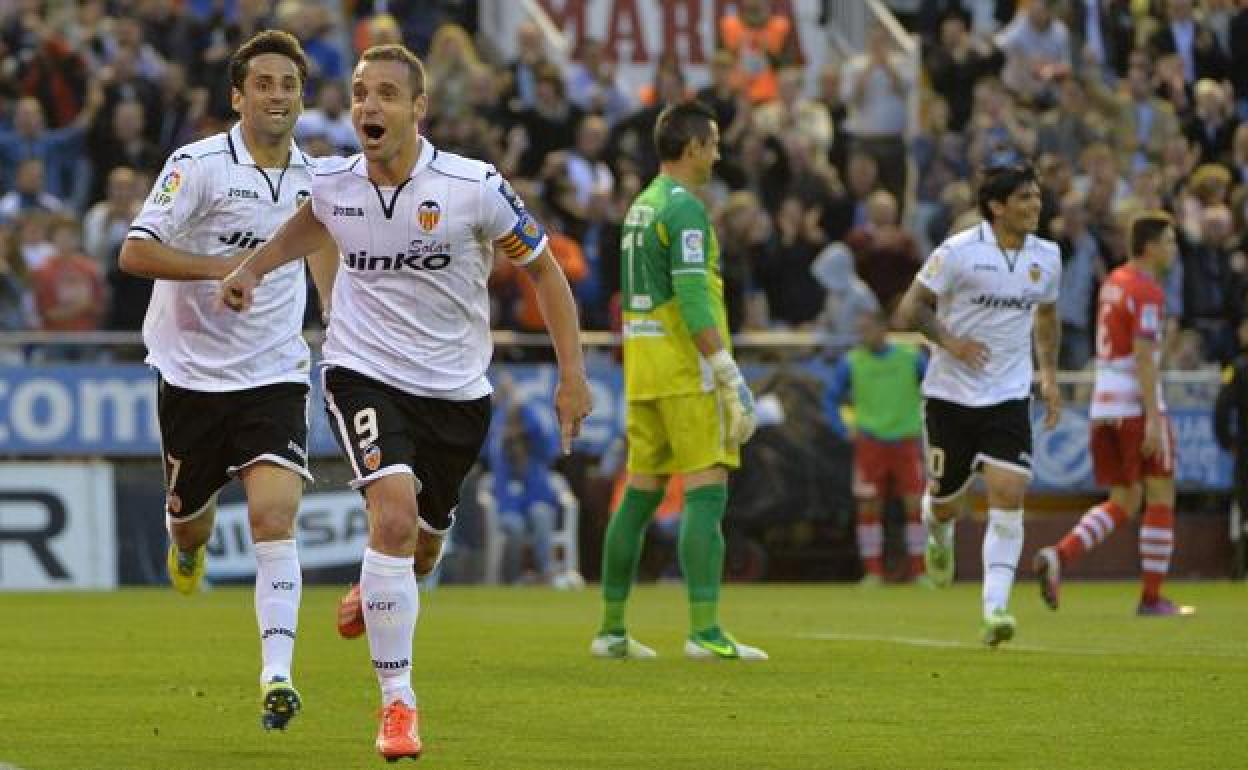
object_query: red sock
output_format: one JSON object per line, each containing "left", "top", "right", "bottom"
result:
{"left": 1139, "top": 504, "right": 1174, "bottom": 603}
{"left": 1057, "top": 501, "right": 1128, "bottom": 566}
{"left": 905, "top": 506, "right": 925, "bottom": 578}
{"left": 857, "top": 511, "right": 883, "bottom": 576}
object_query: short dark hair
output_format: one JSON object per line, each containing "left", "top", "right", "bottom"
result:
{"left": 230, "top": 30, "right": 309, "bottom": 92}
{"left": 977, "top": 163, "right": 1039, "bottom": 220}
{"left": 654, "top": 100, "right": 717, "bottom": 162}
{"left": 358, "top": 44, "right": 427, "bottom": 97}
{"left": 1130, "top": 211, "right": 1174, "bottom": 257}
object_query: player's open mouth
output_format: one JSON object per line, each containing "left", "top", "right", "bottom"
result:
{"left": 362, "top": 123, "right": 385, "bottom": 143}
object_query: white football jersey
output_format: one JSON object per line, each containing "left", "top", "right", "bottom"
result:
{"left": 311, "top": 138, "right": 547, "bottom": 399}
{"left": 129, "top": 123, "right": 315, "bottom": 391}
{"left": 917, "top": 222, "right": 1062, "bottom": 407}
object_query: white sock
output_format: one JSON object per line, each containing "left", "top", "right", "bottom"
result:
{"left": 921, "top": 492, "right": 954, "bottom": 546}
{"left": 982, "top": 508, "right": 1024, "bottom": 616}
{"left": 254, "top": 539, "right": 301, "bottom": 684}
{"left": 361, "top": 548, "right": 419, "bottom": 707}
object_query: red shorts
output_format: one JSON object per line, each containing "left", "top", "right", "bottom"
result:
{"left": 853, "top": 436, "right": 925, "bottom": 499}
{"left": 1089, "top": 415, "right": 1175, "bottom": 487}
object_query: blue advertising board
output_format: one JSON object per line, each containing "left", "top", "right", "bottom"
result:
{"left": 0, "top": 363, "right": 1232, "bottom": 491}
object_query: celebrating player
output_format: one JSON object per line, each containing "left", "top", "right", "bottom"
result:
{"left": 1034, "top": 211, "right": 1194, "bottom": 616}
{"left": 120, "top": 30, "right": 333, "bottom": 731}
{"left": 824, "top": 308, "right": 930, "bottom": 585}
{"left": 591, "top": 101, "right": 767, "bottom": 661}
{"left": 896, "top": 163, "right": 1063, "bottom": 646}
{"left": 220, "top": 44, "right": 591, "bottom": 761}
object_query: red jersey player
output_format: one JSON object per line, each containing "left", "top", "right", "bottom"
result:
{"left": 1034, "top": 211, "right": 1194, "bottom": 616}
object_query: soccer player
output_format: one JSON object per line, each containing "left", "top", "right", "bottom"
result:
{"left": 896, "top": 163, "right": 1063, "bottom": 647}
{"left": 824, "top": 309, "right": 929, "bottom": 585}
{"left": 219, "top": 44, "right": 592, "bottom": 761}
{"left": 120, "top": 30, "right": 332, "bottom": 730}
{"left": 591, "top": 101, "right": 767, "bottom": 662}
{"left": 1034, "top": 212, "right": 1194, "bottom": 616}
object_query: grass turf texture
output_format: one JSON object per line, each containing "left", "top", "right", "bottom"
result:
{"left": 2, "top": 583, "right": 1244, "bottom": 769}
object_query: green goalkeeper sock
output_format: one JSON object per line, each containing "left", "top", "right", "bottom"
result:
{"left": 599, "top": 486, "right": 664, "bottom": 635}
{"left": 679, "top": 483, "right": 728, "bottom": 636}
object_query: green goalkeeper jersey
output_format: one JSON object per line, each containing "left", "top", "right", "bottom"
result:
{"left": 620, "top": 174, "right": 730, "bottom": 401}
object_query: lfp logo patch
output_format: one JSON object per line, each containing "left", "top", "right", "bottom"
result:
{"left": 418, "top": 200, "right": 441, "bottom": 232}
{"left": 152, "top": 169, "right": 183, "bottom": 206}
{"left": 681, "top": 229, "right": 704, "bottom": 263}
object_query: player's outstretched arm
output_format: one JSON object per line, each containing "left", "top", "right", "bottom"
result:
{"left": 119, "top": 238, "right": 245, "bottom": 281}
{"left": 1034, "top": 302, "right": 1062, "bottom": 430}
{"left": 221, "top": 203, "right": 333, "bottom": 313}
{"left": 523, "top": 248, "right": 592, "bottom": 454}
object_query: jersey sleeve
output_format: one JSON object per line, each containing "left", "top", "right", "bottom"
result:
{"left": 915, "top": 245, "right": 956, "bottom": 296}
{"left": 1132, "top": 284, "right": 1163, "bottom": 341}
{"left": 128, "top": 154, "right": 207, "bottom": 243}
{"left": 480, "top": 168, "right": 548, "bottom": 266}
{"left": 662, "top": 196, "right": 718, "bottom": 335}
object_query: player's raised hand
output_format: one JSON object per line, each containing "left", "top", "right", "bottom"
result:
{"left": 220, "top": 264, "right": 259, "bottom": 313}
{"left": 945, "top": 335, "right": 989, "bottom": 371}
{"left": 555, "top": 371, "right": 593, "bottom": 455}
{"left": 1040, "top": 376, "right": 1062, "bottom": 430}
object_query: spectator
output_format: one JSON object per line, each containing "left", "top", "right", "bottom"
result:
{"left": 487, "top": 393, "right": 564, "bottom": 585}
{"left": 87, "top": 100, "right": 162, "bottom": 204}
{"left": 29, "top": 215, "right": 105, "bottom": 334}
{"left": 717, "top": 0, "right": 800, "bottom": 104}
{"left": 0, "top": 222, "right": 36, "bottom": 353}
{"left": 755, "top": 195, "right": 826, "bottom": 326}
{"left": 752, "top": 65, "right": 834, "bottom": 160}
{"left": 284, "top": 4, "right": 343, "bottom": 90}
{"left": 0, "top": 158, "right": 66, "bottom": 222}
{"left": 1084, "top": 50, "right": 1182, "bottom": 172}
{"left": 1183, "top": 78, "right": 1241, "bottom": 165}
{"left": 1232, "top": 123, "right": 1248, "bottom": 183}
{"left": 697, "top": 48, "right": 746, "bottom": 142}
{"left": 813, "top": 60, "right": 850, "bottom": 172}
{"left": 994, "top": 0, "right": 1072, "bottom": 105}
{"left": 505, "top": 21, "right": 550, "bottom": 112}
{"left": 810, "top": 241, "right": 880, "bottom": 356}
{"left": 965, "top": 76, "right": 1037, "bottom": 166}
{"left": 18, "top": 16, "right": 91, "bottom": 128}
{"left": 845, "top": 190, "right": 922, "bottom": 312}
{"left": 1053, "top": 189, "right": 1103, "bottom": 370}
{"left": 1183, "top": 203, "right": 1238, "bottom": 360}
{"left": 841, "top": 25, "right": 913, "bottom": 210}
{"left": 1036, "top": 74, "right": 1108, "bottom": 167}
{"left": 110, "top": 16, "right": 167, "bottom": 82}
{"left": 1066, "top": 0, "right": 1135, "bottom": 79}
{"left": 516, "top": 65, "right": 584, "bottom": 178}
{"left": 716, "top": 190, "right": 771, "bottom": 332}
{"left": 566, "top": 37, "right": 632, "bottom": 126}
{"left": 82, "top": 166, "right": 139, "bottom": 271}
{"left": 296, "top": 79, "right": 359, "bottom": 155}
{"left": 0, "top": 89, "right": 102, "bottom": 204}
{"left": 842, "top": 150, "right": 882, "bottom": 231}
{"left": 1231, "top": 0, "right": 1248, "bottom": 117}
{"left": 913, "top": 95, "right": 970, "bottom": 253}
{"left": 924, "top": 9, "right": 1001, "bottom": 132}
{"left": 1149, "top": 0, "right": 1228, "bottom": 85}
{"left": 426, "top": 22, "right": 487, "bottom": 120}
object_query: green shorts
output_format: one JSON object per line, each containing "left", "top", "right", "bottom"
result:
{"left": 626, "top": 391, "right": 740, "bottom": 476}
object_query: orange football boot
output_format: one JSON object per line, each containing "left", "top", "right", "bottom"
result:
{"left": 376, "top": 700, "right": 422, "bottom": 762}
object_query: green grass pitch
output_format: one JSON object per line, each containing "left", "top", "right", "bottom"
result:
{"left": 2, "top": 583, "right": 1245, "bottom": 769}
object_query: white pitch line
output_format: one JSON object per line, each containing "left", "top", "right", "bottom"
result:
{"left": 798, "top": 632, "right": 1248, "bottom": 659}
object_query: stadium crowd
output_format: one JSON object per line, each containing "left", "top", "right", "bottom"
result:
{"left": 0, "top": 0, "right": 1245, "bottom": 374}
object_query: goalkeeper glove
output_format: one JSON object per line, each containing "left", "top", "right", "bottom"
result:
{"left": 708, "top": 350, "right": 757, "bottom": 446}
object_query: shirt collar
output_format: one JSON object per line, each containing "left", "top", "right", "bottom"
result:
{"left": 351, "top": 136, "right": 437, "bottom": 181}
{"left": 226, "top": 122, "right": 308, "bottom": 168}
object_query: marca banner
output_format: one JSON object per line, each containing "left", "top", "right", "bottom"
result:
{"left": 0, "top": 463, "right": 116, "bottom": 589}
{"left": 492, "top": 0, "right": 830, "bottom": 96}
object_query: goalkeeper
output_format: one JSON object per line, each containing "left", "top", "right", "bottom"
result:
{"left": 591, "top": 101, "right": 766, "bottom": 661}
